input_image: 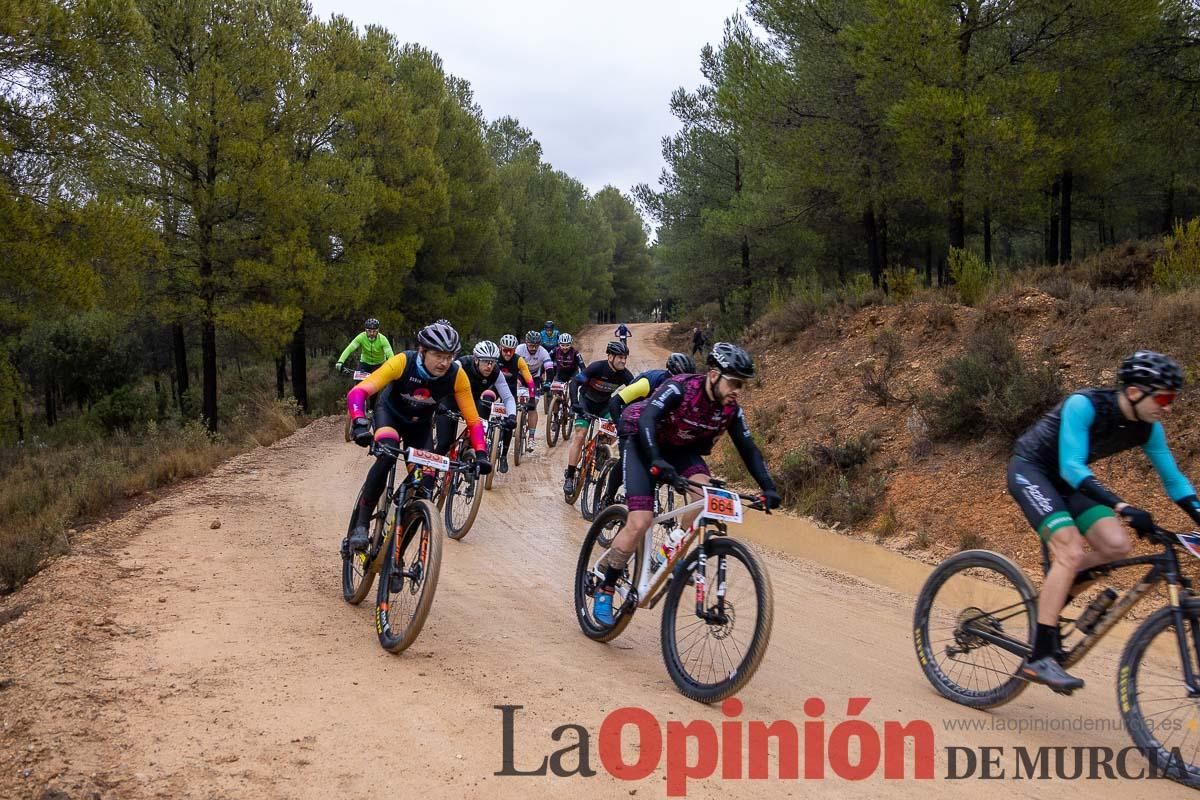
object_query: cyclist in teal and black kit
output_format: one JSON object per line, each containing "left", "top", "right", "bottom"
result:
{"left": 1008, "top": 350, "right": 1200, "bottom": 692}
{"left": 336, "top": 318, "right": 394, "bottom": 374}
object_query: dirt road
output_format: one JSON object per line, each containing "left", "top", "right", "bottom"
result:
{"left": 0, "top": 323, "right": 1190, "bottom": 799}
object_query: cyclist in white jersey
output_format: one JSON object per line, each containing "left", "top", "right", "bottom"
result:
{"left": 516, "top": 331, "right": 554, "bottom": 452}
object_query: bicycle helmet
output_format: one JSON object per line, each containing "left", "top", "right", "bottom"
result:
{"left": 605, "top": 341, "right": 628, "bottom": 357}
{"left": 1118, "top": 350, "right": 1184, "bottom": 390}
{"left": 544, "top": 320, "right": 555, "bottom": 328}
{"left": 666, "top": 353, "right": 695, "bottom": 375}
{"left": 473, "top": 340, "right": 500, "bottom": 360}
{"left": 417, "top": 321, "right": 461, "bottom": 354}
{"left": 364, "top": 318, "right": 380, "bottom": 330}
{"left": 557, "top": 333, "right": 572, "bottom": 346}
{"left": 435, "top": 318, "right": 451, "bottom": 326}
{"left": 525, "top": 330, "right": 540, "bottom": 345}
{"left": 707, "top": 342, "right": 755, "bottom": 379}
{"left": 499, "top": 334, "right": 519, "bottom": 349}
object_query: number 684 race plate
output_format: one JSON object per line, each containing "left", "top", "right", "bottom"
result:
{"left": 702, "top": 486, "right": 743, "bottom": 523}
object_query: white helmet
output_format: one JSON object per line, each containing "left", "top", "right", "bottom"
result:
{"left": 473, "top": 340, "right": 500, "bottom": 360}
{"left": 499, "top": 334, "right": 519, "bottom": 349}
{"left": 557, "top": 333, "right": 573, "bottom": 346}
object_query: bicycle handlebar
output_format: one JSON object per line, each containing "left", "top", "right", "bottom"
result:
{"left": 649, "top": 468, "right": 771, "bottom": 514}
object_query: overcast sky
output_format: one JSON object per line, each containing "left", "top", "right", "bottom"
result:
{"left": 307, "top": 0, "right": 744, "bottom": 203}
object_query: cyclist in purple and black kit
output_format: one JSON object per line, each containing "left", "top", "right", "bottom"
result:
{"left": 1008, "top": 350, "right": 1200, "bottom": 693}
{"left": 590, "top": 342, "right": 781, "bottom": 625}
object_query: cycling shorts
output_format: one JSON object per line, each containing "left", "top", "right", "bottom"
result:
{"left": 1007, "top": 456, "right": 1115, "bottom": 541}
{"left": 623, "top": 435, "right": 708, "bottom": 512}
{"left": 373, "top": 402, "right": 434, "bottom": 451}
{"left": 574, "top": 395, "right": 609, "bottom": 428}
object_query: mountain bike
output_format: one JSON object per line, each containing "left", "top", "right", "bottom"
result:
{"left": 339, "top": 443, "right": 458, "bottom": 653}
{"left": 913, "top": 520, "right": 1200, "bottom": 788}
{"left": 484, "top": 398, "right": 506, "bottom": 491}
{"left": 574, "top": 476, "right": 774, "bottom": 703}
{"left": 432, "top": 409, "right": 485, "bottom": 541}
{"left": 513, "top": 385, "right": 530, "bottom": 467}
{"left": 546, "top": 381, "right": 573, "bottom": 448}
{"left": 575, "top": 413, "right": 619, "bottom": 520}
{"left": 340, "top": 366, "right": 372, "bottom": 442}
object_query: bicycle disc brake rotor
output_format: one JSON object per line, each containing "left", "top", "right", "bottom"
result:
{"left": 706, "top": 601, "right": 736, "bottom": 640}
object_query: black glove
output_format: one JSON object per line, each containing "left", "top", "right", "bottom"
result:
{"left": 502, "top": 415, "right": 517, "bottom": 431}
{"left": 1119, "top": 505, "right": 1155, "bottom": 537}
{"left": 474, "top": 450, "right": 492, "bottom": 475}
{"left": 350, "top": 417, "right": 372, "bottom": 447}
{"left": 761, "top": 489, "right": 782, "bottom": 510}
{"left": 650, "top": 458, "right": 680, "bottom": 487}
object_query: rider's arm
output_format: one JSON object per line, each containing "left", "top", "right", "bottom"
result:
{"left": 636, "top": 380, "right": 685, "bottom": 463}
{"left": 347, "top": 352, "right": 406, "bottom": 418}
{"left": 609, "top": 377, "right": 650, "bottom": 420}
{"left": 380, "top": 335, "right": 394, "bottom": 361}
{"left": 728, "top": 407, "right": 778, "bottom": 493}
{"left": 1142, "top": 423, "right": 1200, "bottom": 523}
{"left": 1058, "top": 393, "right": 1124, "bottom": 507}
{"left": 517, "top": 357, "right": 535, "bottom": 394}
{"left": 540, "top": 349, "right": 553, "bottom": 376}
{"left": 337, "top": 332, "right": 366, "bottom": 366}
{"left": 495, "top": 374, "right": 517, "bottom": 415}
{"left": 451, "top": 368, "right": 486, "bottom": 451}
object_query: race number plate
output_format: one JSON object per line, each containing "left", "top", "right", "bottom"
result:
{"left": 598, "top": 420, "right": 618, "bottom": 438}
{"left": 551, "top": 381, "right": 566, "bottom": 393}
{"left": 517, "top": 386, "right": 530, "bottom": 400}
{"left": 702, "top": 486, "right": 743, "bottom": 523}
{"left": 491, "top": 401, "right": 507, "bottom": 419}
{"left": 352, "top": 371, "right": 370, "bottom": 381}
{"left": 1178, "top": 532, "right": 1200, "bottom": 559}
{"left": 407, "top": 448, "right": 450, "bottom": 472}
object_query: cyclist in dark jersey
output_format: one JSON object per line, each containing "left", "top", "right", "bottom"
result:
{"left": 562, "top": 341, "right": 633, "bottom": 499}
{"left": 433, "top": 340, "right": 515, "bottom": 457}
{"left": 1008, "top": 350, "right": 1200, "bottom": 692}
{"left": 591, "top": 343, "right": 781, "bottom": 625}
{"left": 495, "top": 334, "right": 536, "bottom": 473}
{"left": 345, "top": 322, "right": 490, "bottom": 552}
{"left": 600, "top": 353, "right": 696, "bottom": 507}
{"left": 549, "top": 333, "right": 586, "bottom": 407}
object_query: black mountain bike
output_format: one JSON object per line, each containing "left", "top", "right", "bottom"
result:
{"left": 914, "top": 520, "right": 1200, "bottom": 787}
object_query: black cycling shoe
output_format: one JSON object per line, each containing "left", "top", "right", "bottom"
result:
{"left": 498, "top": 455, "right": 509, "bottom": 474}
{"left": 1020, "top": 656, "right": 1084, "bottom": 694}
{"left": 348, "top": 524, "right": 369, "bottom": 552}
{"left": 563, "top": 473, "right": 576, "bottom": 499}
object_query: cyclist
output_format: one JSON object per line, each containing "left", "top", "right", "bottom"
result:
{"left": 345, "top": 322, "right": 490, "bottom": 552}
{"left": 540, "top": 320, "right": 560, "bottom": 350}
{"left": 599, "top": 353, "right": 696, "bottom": 508}
{"left": 591, "top": 343, "right": 781, "bottom": 625}
{"left": 549, "top": 332, "right": 587, "bottom": 410}
{"left": 516, "top": 331, "right": 553, "bottom": 452}
{"left": 434, "top": 340, "right": 516, "bottom": 459}
{"left": 562, "top": 341, "right": 634, "bottom": 500}
{"left": 1008, "top": 350, "right": 1200, "bottom": 693}
{"left": 336, "top": 318, "right": 394, "bottom": 374}
{"left": 497, "top": 334, "right": 537, "bottom": 474}
{"left": 614, "top": 322, "right": 632, "bottom": 349}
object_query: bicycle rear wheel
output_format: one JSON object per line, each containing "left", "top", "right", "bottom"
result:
{"left": 567, "top": 453, "right": 587, "bottom": 506}
{"left": 376, "top": 499, "right": 444, "bottom": 653}
{"left": 660, "top": 536, "right": 774, "bottom": 703}
{"left": 587, "top": 461, "right": 617, "bottom": 521}
{"left": 514, "top": 410, "right": 526, "bottom": 467}
{"left": 445, "top": 466, "right": 484, "bottom": 541}
{"left": 341, "top": 487, "right": 386, "bottom": 605}
{"left": 574, "top": 505, "right": 643, "bottom": 643}
{"left": 1118, "top": 604, "right": 1200, "bottom": 788}
{"left": 913, "top": 549, "right": 1035, "bottom": 708}
{"left": 547, "top": 398, "right": 562, "bottom": 448}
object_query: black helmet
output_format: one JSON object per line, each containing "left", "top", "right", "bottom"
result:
{"left": 544, "top": 320, "right": 554, "bottom": 328}
{"left": 525, "top": 330, "right": 540, "bottom": 345}
{"left": 707, "top": 342, "right": 755, "bottom": 379}
{"left": 364, "top": 318, "right": 380, "bottom": 330}
{"left": 606, "top": 341, "right": 628, "bottom": 357}
{"left": 1119, "top": 350, "right": 1184, "bottom": 390}
{"left": 666, "top": 353, "right": 695, "bottom": 375}
{"left": 417, "top": 321, "right": 461, "bottom": 354}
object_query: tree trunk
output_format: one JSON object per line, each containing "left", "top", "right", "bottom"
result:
{"left": 880, "top": 207, "right": 890, "bottom": 274}
{"left": 1164, "top": 172, "right": 1176, "bottom": 233}
{"left": 13, "top": 396, "right": 23, "bottom": 445}
{"left": 1060, "top": 169, "right": 1073, "bottom": 262}
{"left": 925, "top": 239, "right": 933, "bottom": 287}
{"left": 1047, "top": 179, "right": 1061, "bottom": 264}
{"left": 948, "top": 134, "right": 966, "bottom": 251}
{"left": 983, "top": 205, "right": 992, "bottom": 265}
{"left": 275, "top": 356, "right": 287, "bottom": 400}
{"left": 44, "top": 379, "right": 56, "bottom": 427}
{"left": 741, "top": 235, "right": 752, "bottom": 329}
{"left": 172, "top": 323, "right": 189, "bottom": 414}
{"left": 863, "top": 206, "right": 881, "bottom": 287}
{"left": 291, "top": 316, "right": 308, "bottom": 413}
{"left": 201, "top": 315, "right": 218, "bottom": 432}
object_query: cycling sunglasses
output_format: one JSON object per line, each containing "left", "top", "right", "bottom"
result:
{"left": 500, "top": 348, "right": 516, "bottom": 357}
{"left": 1137, "top": 386, "right": 1176, "bottom": 407}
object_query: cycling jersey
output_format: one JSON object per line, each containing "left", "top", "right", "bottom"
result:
{"left": 337, "top": 331, "right": 394, "bottom": 367}
{"left": 577, "top": 359, "right": 634, "bottom": 405}
{"left": 498, "top": 352, "right": 535, "bottom": 395}
{"left": 540, "top": 329, "right": 560, "bottom": 350}
{"left": 608, "top": 369, "right": 671, "bottom": 420}
{"left": 348, "top": 351, "right": 484, "bottom": 451}
{"left": 516, "top": 344, "right": 553, "bottom": 382}
{"left": 445, "top": 355, "right": 516, "bottom": 418}
{"left": 615, "top": 325, "right": 631, "bottom": 339}
{"left": 550, "top": 346, "right": 586, "bottom": 380}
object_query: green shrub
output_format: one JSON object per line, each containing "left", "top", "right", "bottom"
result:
{"left": 1154, "top": 218, "right": 1200, "bottom": 292}
{"left": 93, "top": 385, "right": 155, "bottom": 432}
{"left": 886, "top": 266, "right": 919, "bottom": 301}
{"left": 949, "top": 248, "right": 994, "bottom": 307}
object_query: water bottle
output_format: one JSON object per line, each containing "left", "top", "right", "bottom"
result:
{"left": 653, "top": 529, "right": 686, "bottom": 571}
{"left": 1076, "top": 588, "right": 1119, "bottom": 634}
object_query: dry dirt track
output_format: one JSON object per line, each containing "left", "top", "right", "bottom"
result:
{"left": 0, "top": 322, "right": 1194, "bottom": 799}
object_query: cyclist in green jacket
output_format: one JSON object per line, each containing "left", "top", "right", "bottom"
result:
{"left": 336, "top": 318, "right": 394, "bottom": 374}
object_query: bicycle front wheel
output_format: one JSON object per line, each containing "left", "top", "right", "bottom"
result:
{"left": 485, "top": 428, "right": 499, "bottom": 491}
{"left": 587, "top": 461, "right": 617, "bottom": 520}
{"left": 547, "top": 398, "right": 561, "bottom": 448}
{"left": 660, "top": 536, "right": 773, "bottom": 703}
{"left": 445, "top": 467, "right": 484, "bottom": 541}
{"left": 376, "top": 499, "right": 444, "bottom": 654}
{"left": 913, "top": 549, "right": 1035, "bottom": 709}
{"left": 1118, "top": 604, "right": 1200, "bottom": 788}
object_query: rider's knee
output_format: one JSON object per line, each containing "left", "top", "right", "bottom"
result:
{"left": 1051, "top": 536, "right": 1086, "bottom": 570}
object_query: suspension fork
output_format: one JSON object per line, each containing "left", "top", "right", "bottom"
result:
{"left": 1171, "top": 590, "right": 1200, "bottom": 696}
